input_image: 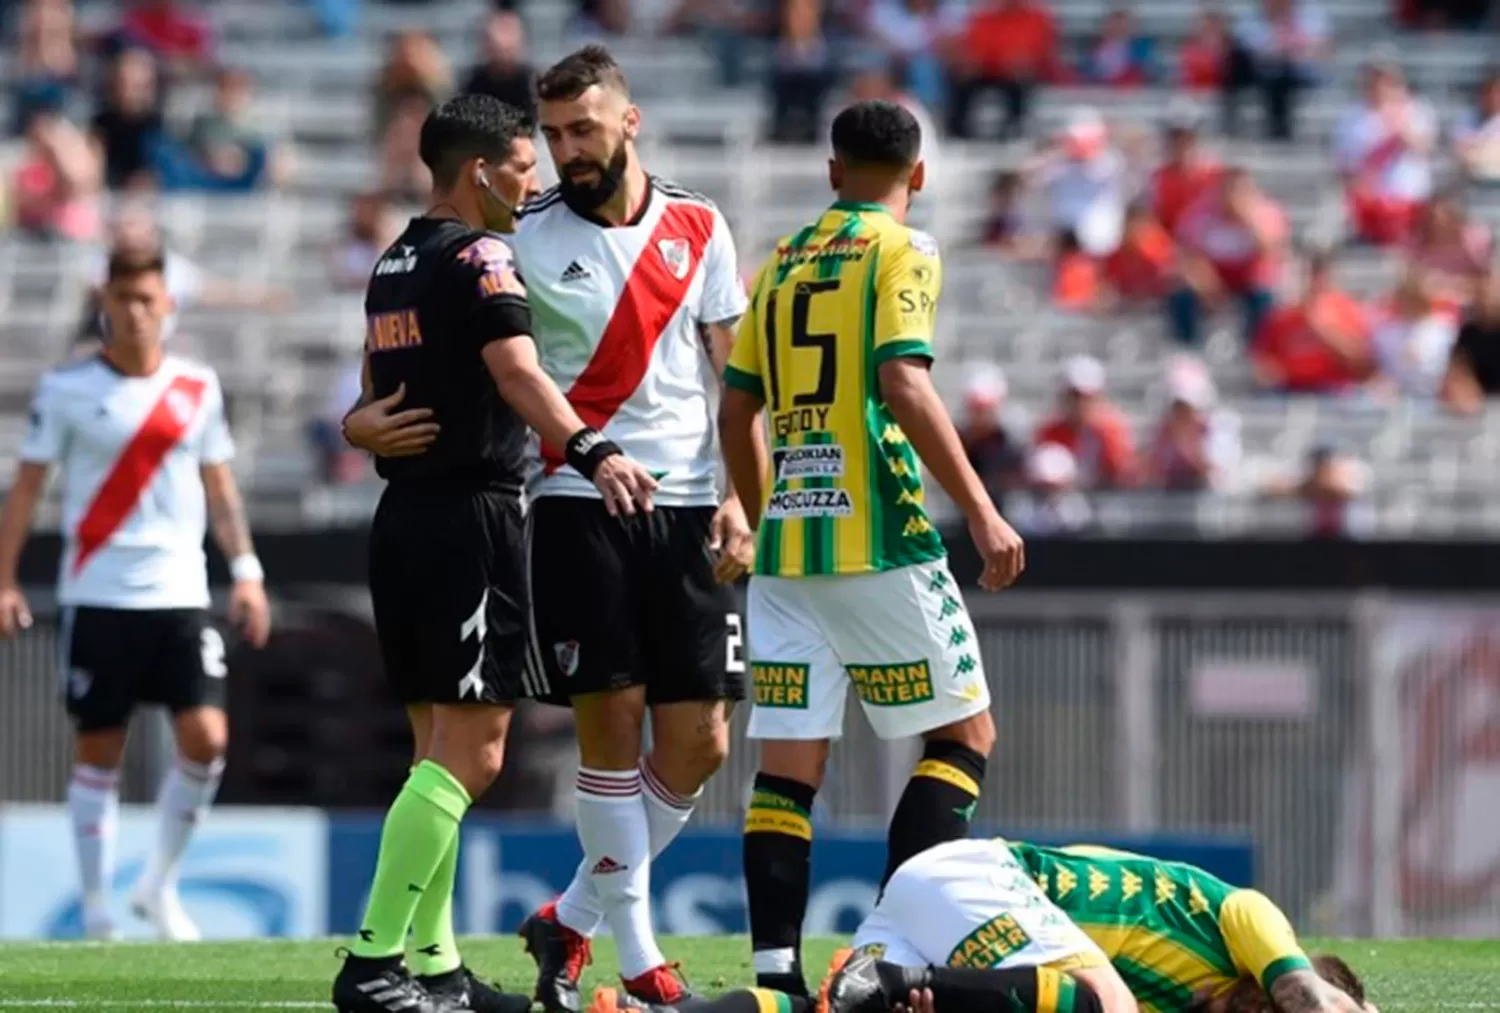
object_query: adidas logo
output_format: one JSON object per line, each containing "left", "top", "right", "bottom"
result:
{"left": 591, "top": 856, "right": 628, "bottom": 875}
{"left": 560, "top": 260, "right": 592, "bottom": 283}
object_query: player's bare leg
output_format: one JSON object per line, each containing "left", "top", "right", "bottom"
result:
{"left": 744, "top": 738, "right": 831, "bottom": 998}
{"left": 130, "top": 705, "right": 228, "bottom": 941}
{"left": 70, "top": 728, "right": 127, "bottom": 940}
{"left": 336, "top": 704, "right": 517, "bottom": 1013}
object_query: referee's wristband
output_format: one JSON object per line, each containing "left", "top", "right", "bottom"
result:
{"left": 229, "top": 555, "right": 265, "bottom": 583}
{"left": 564, "top": 427, "right": 623, "bottom": 481}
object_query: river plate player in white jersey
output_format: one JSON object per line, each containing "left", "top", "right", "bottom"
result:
{"left": 509, "top": 45, "right": 759, "bottom": 1011}
{"left": 336, "top": 95, "right": 657, "bottom": 1013}
{"left": 0, "top": 246, "right": 272, "bottom": 941}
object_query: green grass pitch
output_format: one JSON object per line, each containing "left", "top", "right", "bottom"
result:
{"left": 0, "top": 937, "right": 1496, "bottom": 1012}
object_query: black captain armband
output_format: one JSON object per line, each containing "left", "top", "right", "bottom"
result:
{"left": 565, "top": 427, "right": 623, "bottom": 480}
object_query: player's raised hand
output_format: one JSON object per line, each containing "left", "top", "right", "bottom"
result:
{"left": 0, "top": 587, "right": 33, "bottom": 639}
{"left": 969, "top": 508, "right": 1025, "bottom": 591}
{"left": 229, "top": 580, "right": 272, "bottom": 649}
{"left": 710, "top": 497, "right": 755, "bottom": 584}
{"left": 342, "top": 382, "right": 440, "bottom": 458}
{"left": 591, "top": 455, "right": 658, "bottom": 517}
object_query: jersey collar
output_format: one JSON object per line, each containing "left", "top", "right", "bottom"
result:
{"left": 564, "top": 175, "right": 655, "bottom": 229}
{"left": 830, "top": 200, "right": 890, "bottom": 215}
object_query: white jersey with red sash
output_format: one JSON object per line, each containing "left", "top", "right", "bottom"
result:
{"left": 511, "top": 178, "right": 747, "bottom": 507}
{"left": 19, "top": 354, "right": 235, "bottom": 609}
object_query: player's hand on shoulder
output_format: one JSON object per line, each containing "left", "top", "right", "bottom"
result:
{"left": 229, "top": 579, "right": 272, "bottom": 649}
{"left": 969, "top": 508, "right": 1025, "bottom": 591}
{"left": 343, "top": 382, "right": 440, "bottom": 458}
{"left": 592, "top": 454, "right": 658, "bottom": 517}
{"left": 0, "top": 587, "right": 33, "bottom": 639}
{"left": 710, "top": 497, "right": 755, "bottom": 584}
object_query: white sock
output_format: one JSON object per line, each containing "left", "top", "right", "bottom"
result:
{"left": 68, "top": 765, "right": 120, "bottom": 912}
{"left": 554, "top": 760, "right": 699, "bottom": 938}
{"left": 565, "top": 767, "right": 663, "bottom": 978}
{"left": 142, "top": 756, "right": 224, "bottom": 892}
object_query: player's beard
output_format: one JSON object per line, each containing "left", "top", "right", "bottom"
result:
{"left": 558, "top": 143, "right": 629, "bottom": 211}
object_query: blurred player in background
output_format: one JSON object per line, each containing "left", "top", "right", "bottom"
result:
{"left": 512, "top": 46, "right": 755, "bottom": 1009}
{"left": 335, "top": 94, "right": 656, "bottom": 1013}
{"left": 0, "top": 247, "right": 271, "bottom": 941}
{"left": 718, "top": 100, "right": 1024, "bottom": 1000}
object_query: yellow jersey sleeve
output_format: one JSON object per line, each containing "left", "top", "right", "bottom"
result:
{"left": 1219, "top": 889, "right": 1313, "bottom": 992}
{"left": 724, "top": 262, "right": 767, "bottom": 399}
{"left": 872, "top": 229, "right": 942, "bottom": 367}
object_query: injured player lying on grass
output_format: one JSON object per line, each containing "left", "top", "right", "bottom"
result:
{"left": 588, "top": 836, "right": 1377, "bottom": 1013}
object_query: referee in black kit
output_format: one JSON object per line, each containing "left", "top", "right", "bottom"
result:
{"left": 334, "top": 94, "right": 657, "bottom": 1013}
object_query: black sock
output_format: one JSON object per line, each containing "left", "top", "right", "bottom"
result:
{"left": 881, "top": 739, "right": 987, "bottom": 887}
{"left": 911, "top": 965, "right": 1101, "bottom": 1013}
{"left": 743, "top": 772, "right": 818, "bottom": 997}
{"left": 693, "top": 990, "right": 812, "bottom": 1013}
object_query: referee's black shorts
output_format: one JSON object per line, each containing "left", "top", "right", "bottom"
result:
{"left": 369, "top": 483, "right": 542, "bottom": 705}
{"left": 528, "top": 496, "right": 746, "bottom": 705}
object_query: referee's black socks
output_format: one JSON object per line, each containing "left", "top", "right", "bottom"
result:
{"left": 743, "top": 772, "right": 818, "bottom": 998}
{"left": 881, "top": 739, "right": 987, "bottom": 887}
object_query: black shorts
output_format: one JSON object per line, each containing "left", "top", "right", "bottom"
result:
{"left": 369, "top": 483, "right": 540, "bottom": 705}
{"left": 59, "top": 606, "right": 228, "bottom": 733}
{"left": 529, "top": 497, "right": 746, "bottom": 704}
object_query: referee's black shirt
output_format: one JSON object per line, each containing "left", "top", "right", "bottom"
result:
{"left": 363, "top": 216, "right": 531, "bottom": 491}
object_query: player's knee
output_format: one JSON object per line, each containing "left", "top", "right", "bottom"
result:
{"left": 573, "top": 689, "right": 646, "bottom": 768}
{"left": 173, "top": 708, "right": 228, "bottom": 766}
{"left": 75, "top": 728, "right": 128, "bottom": 770}
{"left": 428, "top": 704, "right": 511, "bottom": 797}
{"left": 759, "top": 738, "right": 831, "bottom": 789}
{"left": 926, "top": 709, "right": 995, "bottom": 757}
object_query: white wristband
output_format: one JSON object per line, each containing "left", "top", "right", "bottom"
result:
{"left": 230, "top": 555, "right": 265, "bottom": 583}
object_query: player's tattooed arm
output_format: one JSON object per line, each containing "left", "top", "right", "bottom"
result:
{"left": 202, "top": 463, "right": 256, "bottom": 562}
{"left": 1270, "top": 970, "right": 1367, "bottom": 1013}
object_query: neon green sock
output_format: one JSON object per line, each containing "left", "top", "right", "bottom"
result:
{"left": 350, "top": 760, "right": 471, "bottom": 959}
{"left": 408, "top": 833, "right": 461, "bottom": 976}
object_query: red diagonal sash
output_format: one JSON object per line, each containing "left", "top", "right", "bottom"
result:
{"left": 542, "top": 201, "right": 716, "bottom": 474}
{"left": 73, "top": 374, "right": 207, "bottom": 575}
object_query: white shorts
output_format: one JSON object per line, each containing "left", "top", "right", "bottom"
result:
{"left": 852, "top": 838, "right": 1106, "bottom": 971}
{"left": 745, "top": 558, "right": 991, "bottom": 741}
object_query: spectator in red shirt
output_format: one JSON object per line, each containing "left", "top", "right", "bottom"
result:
{"left": 11, "top": 108, "right": 102, "bottom": 241}
{"left": 1251, "top": 249, "right": 1374, "bottom": 393}
{"left": 1077, "top": 8, "right": 1158, "bottom": 88}
{"left": 1149, "top": 101, "right": 1223, "bottom": 236}
{"left": 1035, "top": 355, "right": 1139, "bottom": 489}
{"left": 945, "top": 0, "right": 1057, "bottom": 140}
{"left": 1103, "top": 201, "right": 1175, "bottom": 304}
{"left": 118, "top": 0, "right": 213, "bottom": 75}
{"left": 1178, "top": 9, "right": 1229, "bottom": 91}
{"left": 1404, "top": 189, "right": 1491, "bottom": 307}
{"left": 1167, "top": 166, "right": 1287, "bottom": 346}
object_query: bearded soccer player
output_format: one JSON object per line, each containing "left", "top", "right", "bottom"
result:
{"left": 0, "top": 247, "right": 271, "bottom": 941}
{"left": 717, "top": 99, "right": 1025, "bottom": 1000}
{"left": 334, "top": 94, "right": 657, "bottom": 1013}
{"left": 511, "top": 46, "right": 756, "bottom": 1009}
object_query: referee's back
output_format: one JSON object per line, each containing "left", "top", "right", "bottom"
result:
{"left": 363, "top": 215, "right": 529, "bottom": 491}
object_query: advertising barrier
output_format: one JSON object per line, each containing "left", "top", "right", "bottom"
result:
{"left": 0, "top": 805, "right": 1253, "bottom": 940}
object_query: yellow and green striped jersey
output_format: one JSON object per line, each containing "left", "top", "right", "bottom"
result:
{"left": 1008, "top": 842, "right": 1312, "bottom": 1013}
{"left": 725, "top": 201, "right": 945, "bottom": 577}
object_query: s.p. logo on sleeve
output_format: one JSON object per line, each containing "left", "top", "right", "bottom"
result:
{"left": 458, "top": 237, "right": 526, "bottom": 299}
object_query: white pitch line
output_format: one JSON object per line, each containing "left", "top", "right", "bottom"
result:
{"left": 0, "top": 1002, "right": 328, "bottom": 1010}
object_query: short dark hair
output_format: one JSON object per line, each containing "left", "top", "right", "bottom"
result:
{"left": 106, "top": 247, "right": 166, "bottom": 283}
{"left": 536, "top": 45, "right": 630, "bottom": 103}
{"left": 419, "top": 93, "right": 533, "bottom": 190}
{"left": 830, "top": 100, "right": 921, "bottom": 169}
{"left": 1311, "top": 954, "right": 1366, "bottom": 1005}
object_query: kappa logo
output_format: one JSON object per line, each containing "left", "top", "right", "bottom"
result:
{"left": 591, "top": 855, "right": 627, "bottom": 874}
{"left": 554, "top": 640, "right": 581, "bottom": 677}
{"left": 658, "top": 238, "right": 690, "bottom": 280}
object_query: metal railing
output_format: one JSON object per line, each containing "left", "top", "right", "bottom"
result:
{"left": 3, "top": 589, "right": 1496, "bottom": 937}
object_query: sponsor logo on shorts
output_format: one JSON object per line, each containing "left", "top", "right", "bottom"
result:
{"left": 554, "top": 640, "right": 580, "bottom": 677}
{"left": 846, "top": 661, "right": 934, "bottom": 706}
{"left": 946, "top": 912, "right": 1034, "bottom": 969}
{"left": 765, "top": 489, "right": 854, "bottom": 520}
{"left": 772, "top": 444, "right": 845, "bottom": 481}
{"left": 751, "top": 662, "right": 809, "bottom": 709}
